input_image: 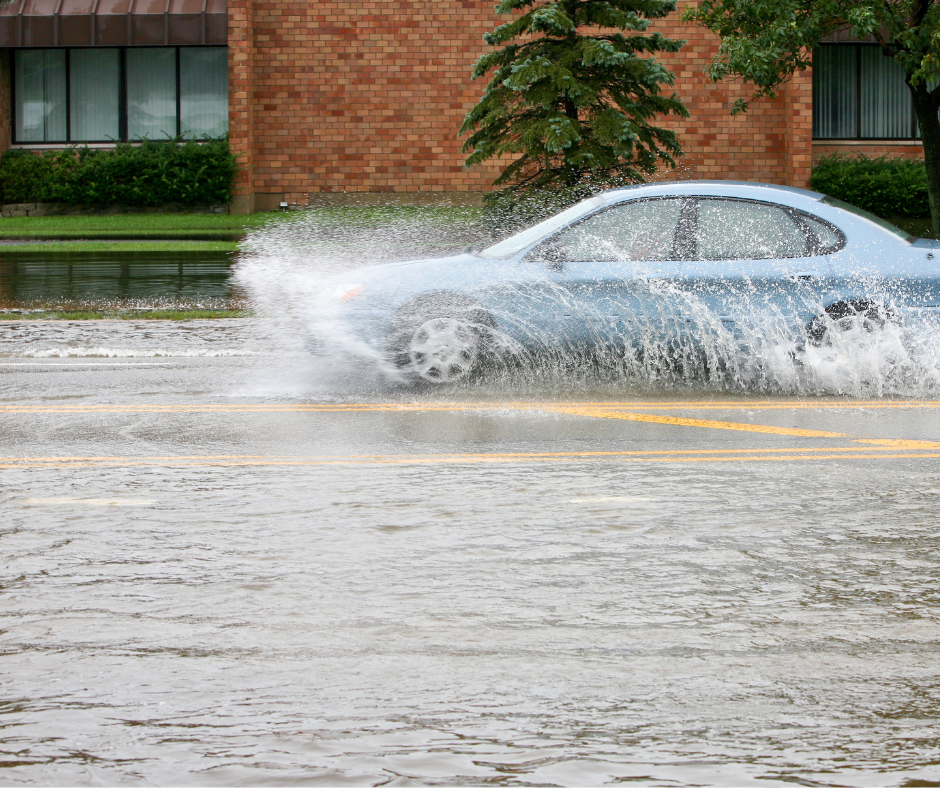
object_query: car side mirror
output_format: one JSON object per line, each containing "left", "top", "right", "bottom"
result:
{"left": 526, "top": 242, "right": 570, "bottom": 270}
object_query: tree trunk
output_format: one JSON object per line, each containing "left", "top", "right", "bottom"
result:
{"left": 910, "top": 82, "right": 940, "bottom": 237}
{"left": 562, "top": 96, "right": 580, "bottom": 187}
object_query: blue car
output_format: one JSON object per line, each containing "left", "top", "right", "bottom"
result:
{"left": 307, "top": 181, "right": 940, "bottom": 384}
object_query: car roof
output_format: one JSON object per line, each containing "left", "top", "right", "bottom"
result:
{"left": 598, "top": 180, "right": 826, "bottom": 208}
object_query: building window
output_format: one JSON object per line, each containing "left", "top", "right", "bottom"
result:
{"left": 14, "top": 49, "right": 66, "bottom": 142}
{"left": 12, "top": 46, "right": 227, "bottom": 144}
{"left": 813, "top": 43, "right": 916, "bottom": 140}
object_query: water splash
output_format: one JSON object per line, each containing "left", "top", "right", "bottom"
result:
{"left": 234, "top": 207, "right": 940, "bottom": 399}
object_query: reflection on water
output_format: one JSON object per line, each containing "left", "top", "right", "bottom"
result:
{"left": 0, "top": 250, "right": 239, "bottom": 308}
{"left": 3, "top": 357, "right": 940, "bottom": 785}
{"left": 3, "top": 313, "right": 940, "bottom": 786}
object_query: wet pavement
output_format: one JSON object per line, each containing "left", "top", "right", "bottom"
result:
{"left": 3, "top": 319, "right": 940, "bottom": 786}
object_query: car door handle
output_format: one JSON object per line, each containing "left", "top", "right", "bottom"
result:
{"left": 791, "top": 272, "right": 819, "bottom": 280}
{"left": 680, "top": 315, "right": 735, "bottom": 323}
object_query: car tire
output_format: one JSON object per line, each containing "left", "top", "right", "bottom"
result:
{"left": 806, "top": 301, "right": 891, "bottom": 347}
{"left": 385, "top": 293, "right": 498, "bottom": 385}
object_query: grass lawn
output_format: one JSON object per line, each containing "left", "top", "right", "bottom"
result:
{"left": 0, "top": 205, "right": 482, "bottom": 238}
{"left": 0, "top": 212, "right": 281, "bottom": 238}
{"left": 0, "top": 240, "right": 238, "bottom": 252}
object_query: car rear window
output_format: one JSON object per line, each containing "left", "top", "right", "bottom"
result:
{"left": 696, "top": 199, "right": 809, "bottom": 260}
{"left": 800, "top": 214, "right": 843, "bottom": 253}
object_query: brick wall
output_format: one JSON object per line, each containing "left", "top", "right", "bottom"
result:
{"left": 228, "top": 0, "right": 256, "bottom": 210}
{"left": 228, "top": 0, "right": 508, "bottom": 205}
{"left": 650, "top": 10, "right": 812, "bottom": 188}
{"left": 0, "top": 5, "right": 923, "bottom": 205}
{"left": 229, "top": 0, "right": 816, "bottom": 204}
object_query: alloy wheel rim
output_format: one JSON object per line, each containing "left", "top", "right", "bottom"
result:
{"left": 408, "top": 317, "right": 480, "bottom": 383}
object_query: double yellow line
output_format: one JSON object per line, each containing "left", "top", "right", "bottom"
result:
{"left": 550, "top": 405, "right": 940, "bottom": 448}
{"left": 2, "top": 398, "right": 938, "bottom": 467}
{"left": 2, "top": 399, "right": 940, "bottom": 414}
{"left": 4, "top": 446, "right": 940, "bottom": 468}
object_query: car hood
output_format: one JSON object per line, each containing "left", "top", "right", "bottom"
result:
{"left": 347, "top": 252, "right": 481, "bottom": 275}
{"left": 319, "top": 252, "right": 500, "bottom": 310}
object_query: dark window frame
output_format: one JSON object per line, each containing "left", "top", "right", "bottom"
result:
{"left": 812, "top": 42, "right": 918, "bottom": 141}
{"left": 11, "top": 45, "right": 226, "bottom": 145}
{"left": 526, "top": 197, "right": 846, "bottom": 264}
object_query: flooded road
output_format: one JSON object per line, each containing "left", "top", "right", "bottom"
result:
{"left": 0, "top": 251, "right": 238, "bottom": 309}
{"left": 3, "top": 320, "right": 940, "bottom": 786}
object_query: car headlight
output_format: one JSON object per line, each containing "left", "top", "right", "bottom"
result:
{"left": 327, "top": 284, "right": 365, "bottom": 304}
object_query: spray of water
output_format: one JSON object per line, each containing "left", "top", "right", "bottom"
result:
{"left": 233, "top": 207, "right": 485, "bottom": 390}
{"left": 233, "top": 206, "right": 940, "bottom": 399}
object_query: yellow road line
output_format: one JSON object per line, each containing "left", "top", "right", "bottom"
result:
{"left": 549, "top": 406, "right": 848, "bottom": 438}
{"left": 2, "top": 445, "right": 940, "bottom": 469}
{"left": 2, "top": 401, "right": 937, "bottom": 452}
{"left": 3, "top": 445, "right": 938, "bottom": 463}
{"left": 550, "top": 407, "right": 940, "bottom": 447}
{"left": 2, "top": 399, "right": 940, "bottom": 414}
{"left": 3, "top": 452, "right": 940, "bottom": 468}
{"left": 854, "top": 438, "right": 940, "bottom": 448}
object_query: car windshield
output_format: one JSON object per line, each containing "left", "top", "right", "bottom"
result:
{"left": 477, "top": 195, "right": 609, "bottom": 259}
{"left": 821, "top": 196, "right": 915, "bottom": 243}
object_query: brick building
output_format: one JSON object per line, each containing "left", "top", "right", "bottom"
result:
{"left": 0, "top": 0, "right": 925, "bottom": 212}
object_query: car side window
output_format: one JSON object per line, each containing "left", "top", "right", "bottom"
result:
{"left": 528, "top": 198, "right": 686, "bottom": 262}
{"left": 800, "top": 214, "right": 843, "bottom": 253}
{"left": 695, "top": 199, "right": 810, "bottom": 260}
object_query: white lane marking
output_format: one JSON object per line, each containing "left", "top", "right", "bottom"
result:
{"left": 23, "top": 497, "right": 154, "bottom": 506}
{"left": 568, "top": 496, "right": 658, "bottom": 503}
{"left": 0, "top": 362, "right": 179, "bottom": 366}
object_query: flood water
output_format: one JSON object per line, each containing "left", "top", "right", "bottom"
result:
{"left": 4, "top": 213, "right": 940, "bottom": 786}
{"left": 0, "top": 250, "right": 238, "bottom": 308}
{"left": 2, "top": 319, "right": 940, "bottom": 787}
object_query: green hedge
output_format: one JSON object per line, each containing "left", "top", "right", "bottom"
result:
{"left": 0, "top": 138, "right": 237, "bottom": 207}
{"left": 810, "top": 154, "right": 929, "bottom": 218}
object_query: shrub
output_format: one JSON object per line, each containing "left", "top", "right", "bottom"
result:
{"left": 0, "top": 148, "right": 76, "bottom": 203}
{"left": 810, "top": 154, "right": 929, "bottom": 219}
{"left": 0, "top": 137, "right": 237, "bottom": 207}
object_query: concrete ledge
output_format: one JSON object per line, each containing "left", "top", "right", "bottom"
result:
{"left": 305, "top": 191, "right": 485, "bottom": 208}
{"left": 228, "top": 191, "right": 485, "bottom": 213}
{"left": 812, "top": 140, "right": 924, "bottom": 147}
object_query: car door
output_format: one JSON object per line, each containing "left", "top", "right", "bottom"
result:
{"left": 513, "top": 197, "right": 691, "bottom": 348}
{"left": 675, "top": 198, "right": 838, "bottom": 350}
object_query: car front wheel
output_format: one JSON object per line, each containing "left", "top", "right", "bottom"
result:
{"left": 385, "top": 294, "right": 497, "bottom": 385}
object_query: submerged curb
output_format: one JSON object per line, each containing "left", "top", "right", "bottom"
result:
{"left": 0, "top": 309, "right": 251, "bottom": 320}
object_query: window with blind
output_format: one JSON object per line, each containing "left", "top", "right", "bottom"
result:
{"left": 813, "top": 43, "right": 918, "bottom": 140}
{"left": 13, "top": 46, "right": 228, "bottom": 144}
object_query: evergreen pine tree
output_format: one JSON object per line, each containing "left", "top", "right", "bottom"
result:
{"left": 460, "top": 0, "right": 689, "bottom": 205}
